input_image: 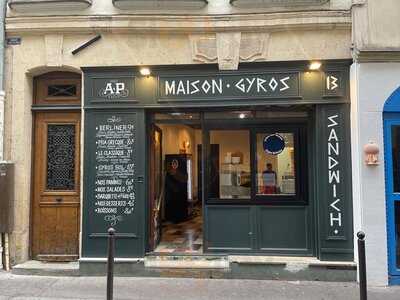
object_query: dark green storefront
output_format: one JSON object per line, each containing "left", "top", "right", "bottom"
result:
{"left": 81, "top": 61, "right": 353, "bottom": 264}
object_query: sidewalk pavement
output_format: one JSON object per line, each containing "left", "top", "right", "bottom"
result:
{"left": 1, "top": 271, "right": 400, "bottom": 300}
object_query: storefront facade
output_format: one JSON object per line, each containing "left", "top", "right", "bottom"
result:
{"left": 4, "top": 0, "right": 355, "bottom": 279}
{"left": 79, "top": 63, "right": 354, "bottom": 263}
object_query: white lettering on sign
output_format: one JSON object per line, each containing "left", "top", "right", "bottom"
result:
{"left": 93, "top": 114, "right": 137, "bottom": 227}
{"left": 327, "top": 114, "right": 342, "bottom": 235}
{"left": 280, "top": 76, "right": 290, "bottom": 91}
{"left": 165, "top": 79, "right": 223, "bottom": 96}
{"left": 99, "top": 81, "right": 129, "bottom": 99}
{"left": 327, "top": 76, "right": 339, "bottom": 91}
{"left": 164, "top": 76, "right": 293, "bottom": 97}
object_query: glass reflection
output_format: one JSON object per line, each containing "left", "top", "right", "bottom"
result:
{"left": 256, "top": 132, "right": 295, "bottom": 196}
{"left": 209, "top": 130, "right": 251, "bottom": 199}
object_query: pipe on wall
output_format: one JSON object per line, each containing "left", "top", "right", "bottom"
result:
{"left": 0, "top": 0, "right": 5, "bottom": 92}
{"left": 1, "top": 0, "right": 8, "bottom": 271}
{"left": 0, "top": 0, "right": 7, "bottom": 161}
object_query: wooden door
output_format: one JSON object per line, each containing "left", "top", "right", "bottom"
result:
{"left": 149, "top": 125, "right": 163, "bottom": 251}
{"left": 32, "top": 112, "right": 81, "bottom": 261}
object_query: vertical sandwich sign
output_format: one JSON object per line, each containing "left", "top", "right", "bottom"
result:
{"left": 327, "top": 114, "right": 343, "bottom": 237}
{"left": 316, "top": 104, "right": 353, "bottom": 261}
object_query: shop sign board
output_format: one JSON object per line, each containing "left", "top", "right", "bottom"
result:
{"left": 324, "top": 71, "right": 343, "bottom": 98}
{"left": 84, "top": 66, "right": 349, "bottom": 107}
{"left": 316, "top": 104, "right": 353, "bottom": 260}
{"left": 88, "top": 76, "right": 136, "bottom": 103}
{"left": 158, "top": 72, "right": 300, "bottom": 101}
{"left": 326, "top": 114, "right": 342, "bottom": 237}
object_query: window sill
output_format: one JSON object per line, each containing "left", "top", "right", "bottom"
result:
{"left": 230, "top": 0, "right": 329, "bottom": 9}
{"left": 112, "top": 0, "right": 208, "bottom": 10}
{"left": 8, "top": 0, "right": 92, "bottom": 12}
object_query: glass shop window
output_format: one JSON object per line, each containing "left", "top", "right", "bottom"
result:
{"left": 209, "top": 130, "right": 251, "bottom": 200}
{"left": 256, "top": 132, "right": 295, "bottom": 196}
{"left": 206, "top": 125, "right": 306, "bottom": 204}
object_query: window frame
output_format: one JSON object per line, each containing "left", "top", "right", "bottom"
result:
{"left": 204, "top": 121, "right": 308, "bottom": 206}
{"left": 251, "top": 125, "right": 307, "bottom": 205}
{"left": 34, "top": 72, "right": 81, "bottom": 106}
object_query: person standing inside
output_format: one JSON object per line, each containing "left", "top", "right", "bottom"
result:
{"left": 262, "top": 163, "right": 277, "bottom": 194}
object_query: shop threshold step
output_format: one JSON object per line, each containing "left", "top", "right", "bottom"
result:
{"left": 144, "top": 255, "right": 229, "bottom": 269}
{"left": 229, "top": 256, "right": 356, "bottom": 269}
{"left": 12, "top": 260, "right": 79, "bottom": 276}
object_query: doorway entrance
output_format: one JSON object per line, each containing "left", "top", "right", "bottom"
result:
{"left": 31, "top": 72, "right": 81, "bottom": 261}
{"left": 149, "top": 114, "right": 203, "bottom": 254}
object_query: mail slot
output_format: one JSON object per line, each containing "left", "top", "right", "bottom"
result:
{"left": 0, "top": 162, "right": 14, "bottom": 233}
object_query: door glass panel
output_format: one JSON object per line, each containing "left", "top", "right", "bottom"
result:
{"left": 209, "top": 130, "right": 251, "bottom": 199}
{"left": 256, "top": 132, "right": 295, "bottom": 195}
{"left": 396, "top": 202, "right": 400, "bottom": 268}
{"left": 392, "top": 126, "right": 400, "bottom": 193}
{"left": 46, "top": 124, "right": 76, "bottom": 190}
{"left": 47, "top": 84, "right": 77, "bottom": 97}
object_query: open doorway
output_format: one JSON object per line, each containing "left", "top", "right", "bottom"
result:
{"left": 149, "top": 114, "right": 205, "bottom": 254}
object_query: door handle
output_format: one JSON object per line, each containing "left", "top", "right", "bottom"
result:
{"left": 55, "top": 197, "right": 63, "bottom": 203}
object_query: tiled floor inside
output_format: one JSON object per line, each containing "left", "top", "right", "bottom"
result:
{"left": 154, "top": 206, "right": 203, "bottom": 254}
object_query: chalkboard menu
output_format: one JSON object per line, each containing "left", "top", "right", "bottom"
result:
{"left": 94, "top": 115, "right": 136, "bottom": 223}
{"left": 82, "top": 110, "right": 145, "bottom": 258}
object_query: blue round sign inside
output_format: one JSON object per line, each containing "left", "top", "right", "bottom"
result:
{"left": 263, "top": 134, "right": 285, "bottom": 155}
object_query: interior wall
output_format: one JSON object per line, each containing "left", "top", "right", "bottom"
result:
{"left": 158, "top": 124, "right": 200, "bottom": 199}
{"left": 210, "top": 130, "right": 250, "bottom": 173}
{"left": 210, "top": 130, "right": 250, "bottom": 196}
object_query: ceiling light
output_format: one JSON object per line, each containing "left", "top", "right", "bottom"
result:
{"left": 309, "top": 61, "right": 322, "bottom": 70}
{"left": 140, "top": 67, "right": 151, "bottom": 76}
{"left": 239, "top": 113, "right": 246, "bottom": 119}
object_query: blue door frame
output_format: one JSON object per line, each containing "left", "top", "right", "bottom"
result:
{"left": 384, "top": 115, "right": 400, "bottom": 285}
{"left": 383, "top": 87, "right": 400, "bottom": 285}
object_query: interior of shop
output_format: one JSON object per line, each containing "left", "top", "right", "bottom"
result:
{"left": 153, "top": 122, "right": 203, "bottom": 254}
